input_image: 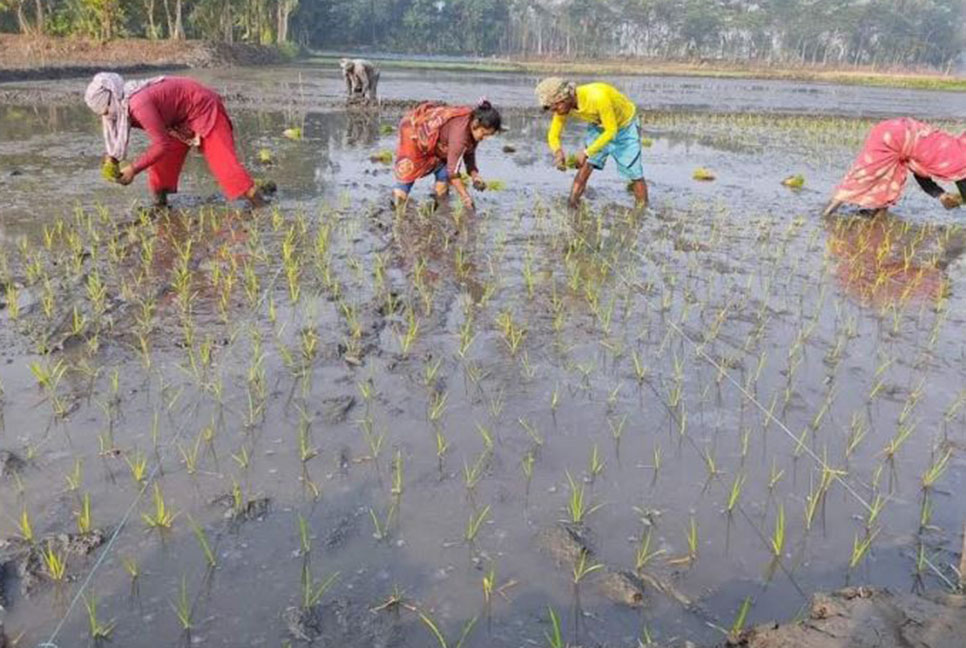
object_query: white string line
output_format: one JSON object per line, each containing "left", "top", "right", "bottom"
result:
{"left": 37, "top": 232, "right": 288, "bottom": 648}
{"left": 561, "top": 209, "right": 957, "bottom": 589}
{"left": 38, "top": 407, "right": 196, "bottom": 648}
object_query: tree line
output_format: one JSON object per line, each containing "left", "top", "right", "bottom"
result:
{"left": 0, "top": 0, "right": 298, "bottom": 44}
{"left": 2, "top": 0, "right": 963, "bottom": 69}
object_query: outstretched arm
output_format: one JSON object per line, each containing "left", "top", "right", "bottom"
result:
{"left": 914, "top": 174, "right": 943, "bottom": 198}
{"left": 916, "top": 174, "right": 966, "bottom": 209}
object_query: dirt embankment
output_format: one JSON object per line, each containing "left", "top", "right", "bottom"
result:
{"left": 0, "top": 35, "right": 292, "bottom": 82}
{"left": 731, "top": 587, "right": 966, "bottom": 648}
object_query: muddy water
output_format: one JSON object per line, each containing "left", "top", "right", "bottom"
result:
{"left": 1, "top": 69, "right": 966, "bottom": 648}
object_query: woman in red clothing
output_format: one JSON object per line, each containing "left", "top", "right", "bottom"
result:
{"left": 393, "top": 99, "right": 502, "bottom": 209}
{"left": 823, "top": 117, "right": 966, "bottom": 217}
{"left": 84, "top": 72, "right": 267, "bottom": 208}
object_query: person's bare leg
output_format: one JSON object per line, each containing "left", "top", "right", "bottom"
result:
{"left": 631, "top": 179, "right": 648, "bottom": 208}
{"left": 821, "top": 199, "right": 843, "bottom": 218}
{"left": 569, "top": 164, "right": 593, "bottom": 209}
{"left": 392, "top": 188, "right": 409, "bottom": 208}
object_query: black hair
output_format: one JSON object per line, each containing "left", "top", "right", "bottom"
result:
{"left": 472, "top": 100, "right": 502, "bottom": 132}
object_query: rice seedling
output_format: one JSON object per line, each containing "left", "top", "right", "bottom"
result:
{"left": 84, "top": 594, "right": 116, "bottom": 640}
{"left": 849, "top": 529, "right": 879, "bottom": 570}
{"left": 428, "top": 390, "right": 448, "bottom": 422}
{"left": 726, "top": 472, "right": 746, "bottom": 514}
{"left": 171, "top": 575, "right": 194, "bottom": 631}
{"left": 670, "top": 516, "right": 699, "bottom": 566}
{"left": 572, "top": 548, "right": 604, "bottom": 584}
{"left": 476, "top": 424, "right": 495, "bottom": 453}
{"left": 770, "top": 504, "right": 785, "bottom": 557}
{"left": 781, "top": 174, "right": 805, "bottom": 189}
{"left": 189, "top": 516, "right": 217, "bottom": 569}
{"left": 178, "top": 433, "right": 204, "bottom": 475}
{"left": 518, "top": 417, "right": 544, "bottom": 446}
{"left": 921, "top": 448, "right": 952, "bottom": 490}
{"left": 687, "top": 516, "right": 699, "bottom": 560}
{"left": 121, "top": 555, "right": 140, "bottom": 582}
{"left": 142, "top": 483, "right": 177, "bottom": 530}
{"left": 65, "top": 457, "right": 83, "bottom": 491}
{"left": 882, "top": 422, "right": 915, "bottom": 460}
{"left": 728, "top": 596, "right": 753, "bottom": 642}
{"left": 521, "top": 450, "right": 535, "bottom": 499}
{"left": 17, "top": 506, "right": 34, "bottom": 543}
{"left": 125, "top": 449, "right": 149, "bottom": 484}
{"left": 632, "top": 350, "right": 648, "bottom": 382}
{"left": 41, "top": 540, "right": 68, "bottom": 581}
{"left": 564, "top": 471, "right": 602, "bottom": 524}
{"left": 692, "top": 167, "right": 716, "bottom": 181}
{"left": 370, "top": 150, "right": 393, "bottom": 164}
{"left": 544, "top": 605, "right": 565, "bottom": 648}
{"left": 387, "top": 449, "right": 405, "bottom": 497}
{"left": 587, "top": 444, "right": 605, "bottom": 481}
{"left": 301, "top": 562, "right": 340, "bottom": 609}
{"left": 397, "top": 307, "right": 420, "bottom": 355}
{"left": 416, "top": 610, "right": 477, "bottom": 648}
{"left": 232, "top": 445, "right": 251, "bottom": 470}
{"left": 283, "top": 127, "right": 302, "bottom": 140}
{"left": 76, "top": 492, "right": 93, "bottom": 534}
{"left": 463, "top": 452, "right": 488, "bottom": 495}
{"left": 435, "top": 429, "right": 450, "bottom": 474}
{"left": 465, "top": 505, "right": 490, "bottom": 545}
{"left": 635, "top": 528, "right": 666, "bottom": 572}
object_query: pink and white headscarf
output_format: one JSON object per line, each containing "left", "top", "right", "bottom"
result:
{"left": 84, "top": 72, "right": 165, "bottom": 160}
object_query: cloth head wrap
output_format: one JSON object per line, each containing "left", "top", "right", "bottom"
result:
{"left": 85, "top": 72, "right": 164, "bottom": 159}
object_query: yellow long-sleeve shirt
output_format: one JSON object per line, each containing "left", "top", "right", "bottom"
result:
{"left": 547, "top": 82, "right": 637, "bottom": 157}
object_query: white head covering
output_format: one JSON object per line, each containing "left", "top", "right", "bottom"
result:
{"left": 84, "top": 72, "right": 165, "bottom": 160}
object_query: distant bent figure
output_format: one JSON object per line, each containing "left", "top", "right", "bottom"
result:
{"left": 823, "top": 117, "right": 966, "bottom": 217}
{"left": 340, "top": 58, "right": 379, "bottom": 105}
{"left": 84, "top": 73, "right": 267, "bottom": 208}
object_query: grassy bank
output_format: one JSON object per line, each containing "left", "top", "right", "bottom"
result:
{"left": 311, "top": 54, "right": 966, "bottom": 91}
{"left": 0, "top": 35, "right": 296, "bottom": 81}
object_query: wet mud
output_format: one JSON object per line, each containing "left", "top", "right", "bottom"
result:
{"left": 733, "top": 587, "right": 966, "bottom": 648}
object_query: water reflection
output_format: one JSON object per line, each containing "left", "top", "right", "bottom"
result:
{"left": 824, "top": 212, "right": 966, "bottom": 308}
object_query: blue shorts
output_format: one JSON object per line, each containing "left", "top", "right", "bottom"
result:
{"left": 394, "top": 164, "right": 449, "bottom": 193}
{"left": 585, "top": 122, "right": 645, "bottom": 181}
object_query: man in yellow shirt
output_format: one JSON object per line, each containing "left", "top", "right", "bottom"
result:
{"left": 535, "top": 77, "right": 648, "bottom": 208}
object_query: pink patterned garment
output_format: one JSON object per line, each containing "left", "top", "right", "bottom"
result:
{"left": 832, "top": 118, "right": 966, "bottom": 208}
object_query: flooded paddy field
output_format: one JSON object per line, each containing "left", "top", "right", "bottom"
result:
{"left": 1, "top": 67, "right": 966, "bottom": 647}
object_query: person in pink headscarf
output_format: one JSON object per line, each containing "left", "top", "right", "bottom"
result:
{"left": 823, "top": 118, "right": 966, "bottom": 217}
{"left": 84, "top": 72, "right": 268, "bottom": 208}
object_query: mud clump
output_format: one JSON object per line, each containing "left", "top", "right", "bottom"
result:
{"left": 596, "top": 569, "right": 645, "bottom": 607}
{"left": 284, "top": 597, "right": 400, "bottom": 646}
{"left": 0, "top": 450, "right": 24, "bottom": 478}
{"left": 211, "top": 493, "right": 271, "bottom": 523}
{"left": 0, "top": 529, "right": 106, "bottom": 598}
{"left": 535, "top": 521, "right": 594, "bottom": 566}
{"left": 321, "top": 395, "right": 357, "bottom": 424}
{"left": 732, "top": 587, "right": 966, "bottom": 648}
